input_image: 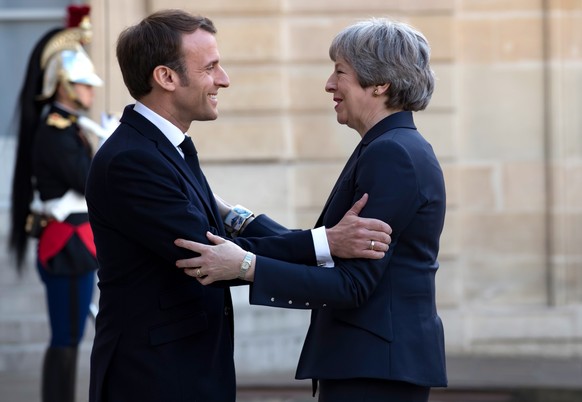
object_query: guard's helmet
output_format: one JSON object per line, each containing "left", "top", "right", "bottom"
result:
{"left": 38, "top": 4, "right": 103, "bottom": 101}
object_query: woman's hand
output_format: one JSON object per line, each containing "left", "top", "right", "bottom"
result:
{"left": 175, "top": 232, "right": 254, "bottom": 285}
{"left": 326, "top": 193, "right": 392, "bottom": 259}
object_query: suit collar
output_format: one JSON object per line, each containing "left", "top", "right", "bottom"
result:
{"left": 133, "top": 101, "right": 185, "bottom": 148}
{"left": 120, "top": 105, "right": 192, "bottom": 180}
{"left": 361, "top": 111, "right": 416, "bottom": 146}
{"left": 120, "top": 104, "right": 167, "bottom": 144}
{"left": 52, "top": 102, "right": 79, "bottom": 119}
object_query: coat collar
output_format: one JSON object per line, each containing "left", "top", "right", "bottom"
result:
{"left": 361, "top": 111, "right": 416, "bottom": 146}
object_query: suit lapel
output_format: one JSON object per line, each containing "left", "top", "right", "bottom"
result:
{"left": 120, "top": 106, "right": 222, "bottom": 230}
{"left": 315, "top": 142, "right": 363, "bottom": 227}
{"left": 314, "top": 111, "right": 417, "bottom": 227}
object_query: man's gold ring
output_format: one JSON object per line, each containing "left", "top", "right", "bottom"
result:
{"left": 369, "top": 240, "right": 375, "bottom": 251}
{"left": 196, "top": 268, "right": 202, "bottom": 278}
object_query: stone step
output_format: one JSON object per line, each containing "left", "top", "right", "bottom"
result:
{"left": 0, "top": 313, "right": 48, "bottom": 344}
{"left": 0, "top": 340, "right": 93, "bottom": 372}
{"left": 0, "top": 311, "right": 95, "bottom": 371}
{"left": 0, "top": 284, "right": 46, "bottom": 315}
{"left": 0, "top": 312, "right": 96, "bottom": 343}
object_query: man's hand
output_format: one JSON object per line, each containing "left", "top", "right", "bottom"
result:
{"left": 326, "top": 194, "right": 392, "bottom": 259}
{"left": 175, "top": 232, "right": 254, "bottom": 285}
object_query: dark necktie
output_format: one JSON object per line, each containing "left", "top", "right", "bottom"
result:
{"left": 179, "top": 136, "right": 205, "bottom": 186}
{"left": 178, "top": 136, "right": 224, "bottom": 234}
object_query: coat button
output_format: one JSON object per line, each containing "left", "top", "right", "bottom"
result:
{"left": 288, "top": 300, "right": 293, "bottom": 304}
{"left": 224, "top": 307, "right": 231, "bottom": 316}
{"left": 305, "top": 302, "right": 310, "bottom": 307}
{"left": 323, "top": 304, "right": 327, "bottom": 307}
{"left": 270, "top": 297, "right": 275, "bottom": 302}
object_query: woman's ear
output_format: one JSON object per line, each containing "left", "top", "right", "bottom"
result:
{"left": 152, "top": 65, "right": 177, "bottom": 91}
{"left": 373, "top": 83, "right": 390, "bottom": 96}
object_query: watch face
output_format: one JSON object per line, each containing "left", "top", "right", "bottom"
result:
{"left": 241, "top": 253, "right": 252, "bottom": 270}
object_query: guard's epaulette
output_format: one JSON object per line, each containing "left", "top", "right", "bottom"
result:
{"left": 46, "top": 113, "right": 75, "bottom": 129}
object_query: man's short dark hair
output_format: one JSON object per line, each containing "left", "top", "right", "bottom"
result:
{"left": 116, "top": 9, "right": 216, "bottom": 100}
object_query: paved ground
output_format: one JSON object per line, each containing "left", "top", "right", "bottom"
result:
{"left": 2, "top": 366, "right": 582, "bottom": 402}
{"left": 0, "top": 368, "right": 514, "bottom": 402}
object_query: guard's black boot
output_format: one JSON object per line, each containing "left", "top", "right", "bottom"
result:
{"left": 41, "top": 346, "right": 78, "bottom": 402}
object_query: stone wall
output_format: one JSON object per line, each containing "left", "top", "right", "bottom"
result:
{"left": 87, "top": 0, "right": 582, "bottom": 386}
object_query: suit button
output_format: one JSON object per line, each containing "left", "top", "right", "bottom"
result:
{"left": 288, "top": 300, "right": 293, "bottom": 305}
{"left": 323, "top": 304, "right": 327, "bottom": 307}
{"left": 271, "top": 297, "right": 275, "bottom": 302}
{"left": 305, "top": 302, "right": 310, "bottom": 307}
{"left": 224, "top": 307, "right": 231, "bottom": 316}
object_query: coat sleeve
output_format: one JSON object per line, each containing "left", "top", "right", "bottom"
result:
{"left": 234, "top": 215, "right": 317, "bottom": 265}
{"left": 99, "top": 148, "right": 215, "bottom": 265}
{"left": 98, "top": 148, "right": 317, "bottom": 268}
{"left": 250, "top": 137, "right": 421, "bottom": 309}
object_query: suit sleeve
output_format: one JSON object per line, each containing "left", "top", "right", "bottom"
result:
{"left": 242, "top": 214, "right": 290, "bottom": 237}
{"left": 234, "top": 215, "right": 318, "bottom": 265}
{"left": 250, "top": 138, "right": 421, "bottom": 309}
{"left": 101, "top": 148, "right": 316, "bottom": 268}
{"left": 102, "top": 149, "right": 215, "bottom": 265}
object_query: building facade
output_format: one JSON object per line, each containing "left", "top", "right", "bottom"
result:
{"left": 1, "top": 0, "right": 581, "bottom": 395}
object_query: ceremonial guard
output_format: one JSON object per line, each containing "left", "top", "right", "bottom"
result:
{"left": 9, "top": 5, "right": 111, "bottom": 402}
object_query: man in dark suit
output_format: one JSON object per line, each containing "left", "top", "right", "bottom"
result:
{"left": 86, "top": 10, "right": 391, "bottom": 402}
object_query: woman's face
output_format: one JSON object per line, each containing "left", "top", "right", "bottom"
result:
{"left": 325, "top": 57, "right": 378, "bottom": 136}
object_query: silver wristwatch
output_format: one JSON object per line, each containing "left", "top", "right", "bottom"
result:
{"left": 239, "top": 252, "right": 253, "bottom": 280}
{"left": 224, "top": 205, "right": 254, "bottom": 237}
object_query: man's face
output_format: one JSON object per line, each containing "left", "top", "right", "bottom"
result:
{"left": 72, "top": 83, "right": 96, "bottom": 110}
{"left": 174, "top": 29, "right": 230, "bottom": 123}
{"left": 56, "top": 82, "right": 95, "bottom": 111}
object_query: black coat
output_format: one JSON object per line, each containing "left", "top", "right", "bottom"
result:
{"left": 250, "top": 112, "right": 448, "bottom": 388}
{"left": 87, "top": 105, "right": 316, "bottom": 402}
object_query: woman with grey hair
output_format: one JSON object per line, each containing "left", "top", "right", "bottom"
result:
{"left": 175, "top": 18, "right": 447, "bottom": 401}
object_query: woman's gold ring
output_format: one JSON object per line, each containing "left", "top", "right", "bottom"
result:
{"left": 196, "top": 268, "right": 202, "bottom": 278}
{"left": 369, "top": 240, "right": 375, "bottom": 251}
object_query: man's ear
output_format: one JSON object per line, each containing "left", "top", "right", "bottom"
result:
{"left": 152, "top": 65, "right": 177, "bottom": 91}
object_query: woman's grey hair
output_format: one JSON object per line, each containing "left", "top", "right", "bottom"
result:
{"left": 329, "top": 18, "right": 435, "bottom": 111}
